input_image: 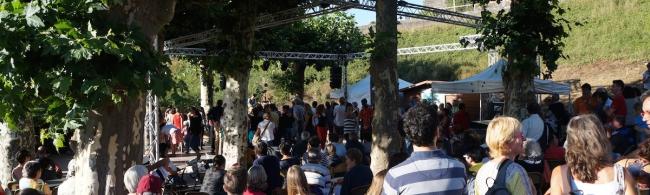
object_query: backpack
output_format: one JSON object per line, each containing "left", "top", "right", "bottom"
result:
{"left": 485, "top": 159, "right": 513, "bottom": 195}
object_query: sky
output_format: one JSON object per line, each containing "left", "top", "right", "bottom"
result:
{"left": 345, "top": 0, "right": 424, "bottom": 26}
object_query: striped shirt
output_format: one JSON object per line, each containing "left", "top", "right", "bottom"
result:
{"left": 343, "top": 117, "right": 358, "bottom": 134}
{"left": 383, "top": 150, "right": 466, "bottom": 195}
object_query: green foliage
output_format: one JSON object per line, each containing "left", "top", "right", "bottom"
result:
{"left": 161, "top": 59, "right": 225, "bottom": 110}
{"left": 467, "top": 0, "right": 575, "bottom": 78}
{"left": 0, "top": 0, "right": 172, "bottom": 146}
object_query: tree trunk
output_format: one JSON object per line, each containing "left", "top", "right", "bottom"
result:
{"left": 201, "top": 63, "right": 214, "bottom": 112}
{"left": 369, "top": 0, "right": 401, "bottom": 174}
{"left": 68, "top": 0, "right": 176, "bottom": 194}
{"left": 0, "top": 121, "right": 36, "bottom": 189}
{"left": 502, "top": 58, "right": 536, "bottom": 120}
{"left": 292, "top": 62, "right": 306, "bottom": 98}
{"left": 221, "top": 0, "right": 257, "bottom": 167}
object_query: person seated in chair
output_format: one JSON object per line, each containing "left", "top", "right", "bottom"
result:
{"left": 339, "top": 148, "right": 373, "bottom": 195}
{"left": 301, "top": 149, "right": 331, "bottom": 195}
{"left": 19, "top": 161, "right": 52, "bottom": 195}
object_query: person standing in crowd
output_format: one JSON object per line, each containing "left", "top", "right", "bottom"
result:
{"left": 269, "top": 104, "right": 280, "bottom": 137}
{"left": 643, "top": 62, "right": 650, "bottom": 91}
{"left": 224, "top": 165, "right": 247, "bottom": 195}
{"left": 313, "top": 104, "right": 328, "bottom": 148}
{"left": 208, "top": 100, "right": 224, "bottom": 155}
{"left": 325, "top": 144, "right": 343, "bottom": 169}
{"left": 339, "top": 148, "right": 373, "bottom": 195}
{"left": 248, "top": 94, "right": 257, "bottom": 108}
{"left": 611, "top": 80, "right": 628, "bottom": 120}
{"left": 302, "top": 137, "right": 329, "bottom": 167}
{"left": 326, "top": 101, "right": 335, "bottom": 134}
{"left": 302, "top": 149, "right": 332, "bottom": 195}
{"left": 292, "top": 131, "right": 310, "bottom": 159}
{"left": 256, "top": 113, "right": 276, "bottom": 146}
{"left": 451, "top": 102, "right": 470, "bottom": 135}
{"left": 188, "top": 107, "right": 203, "bottom": 159}
{"left": 474, "top": 117, "right": 535, "bottom": 195}
{"left": 293, "top": 98, "right": 306, "bottom": 139}
{"left": 12, "top": 150, "right": 32, "bottom": 181}
{"left": 304, "top": 103, "right": 315, "bottom": 135}
{"left": 201, "top": 155, "right": 227, "bottom": 195}
{"left": 463, "top": 147, "right": 485, "bottom": 195}
{"left": 359, "top": 99, "right": 373, "bottom": 143}
{"left": 333, "top": 97, "right": 348, "bottom": 136}
{"left": 343, "top": 103, "right": 359, "bottom": 141}
{"left": 252, "top": 142, "right": 282, "bottom": 194}
{"left": 383, "top": 104, "right": 466, "bottom": 194}
{"left": 279, "top": 105, "right": 294, "bottom": 142}
{"left": 244, "top": 165, "right": 268, "bottom": 195}
{"left": 19, "top": 161, "right": 52, "bottom": 195}
{"left": 515, "top": 139, "right": 544, "bottom": 173}
{"left": 548, "top": 115, "right": 636, "bottom": 194}
{"left": 160, "top": 122, "right": 179, "bottom": 156}
{"left": 574, "top": 83, "right": 597, "bottom": 115}
{"left": 286, "top": 165, "right": 317, "bottom": 195}
{"left": 521, "top": 102, "right": 545, "bottom": 143}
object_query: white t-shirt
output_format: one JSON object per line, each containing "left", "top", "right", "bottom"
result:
{"left": 161, "top": 124, "right": 178, "bottom": 136}
{"left": 521, "top": 114, "right": 544, "bottom": 141}
{"left": 333, "top": 105, "right": 347, "bottom": 127}
{"left": 257, "top": 120, "right": 276, "bottom": 142}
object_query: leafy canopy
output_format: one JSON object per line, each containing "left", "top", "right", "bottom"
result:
{"left": 0, "top": 0, "right": 172, "bottom": 146}
{"left": 466, "top": 0, "right": 577, "bottom": 78}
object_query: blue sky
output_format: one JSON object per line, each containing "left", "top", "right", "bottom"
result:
{"left": 346, "top": 0, "right": 424, "bottom": 26}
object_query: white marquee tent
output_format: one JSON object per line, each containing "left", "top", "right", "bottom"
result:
{"left": 330, "top": 75, "right": 413, "bottom": 105}
{"left": 430, "top": 59, "right": 571, "bottom": 94}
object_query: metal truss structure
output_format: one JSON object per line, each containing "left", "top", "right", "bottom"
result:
{"left": 164, "top": 0, "right": 480, "bottom": 50}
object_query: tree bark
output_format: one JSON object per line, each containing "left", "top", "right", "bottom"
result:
{"left": 201, "top": 63, "right": 214, "bottom": 112}
{"left": 369, "top": 0, "right": 401, "bottom": 174}
{"left": 0, "top": 120, "right": 36, "bottom": 189}
{"left": 68, "top": 0, "right": 177, "bottom": 194}
{"left": 502, "top": 57, "right": 536, "bottom": 120}
{"left": 221, "top": 0, "right": 257, "bottom": 167}
{"left": 291, "top": 62, "right": 306, "bottom": 98}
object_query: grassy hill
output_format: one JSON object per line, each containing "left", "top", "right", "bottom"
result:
{"left": 396, "top": 0, "right": 650, "bottom": 84}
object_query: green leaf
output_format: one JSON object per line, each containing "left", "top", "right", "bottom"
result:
{"left": 63, "top": 119, "right": 82, "bottom": 130}
{"left": 53, "top": 77, "right": 72, "bottom": 92}
{"left": 54, "top": 20, "right": 73, "bottom": 31}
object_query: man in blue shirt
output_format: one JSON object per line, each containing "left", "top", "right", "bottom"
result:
{"left": 383, "top": 104, "right": 466, "bottom": 195}
{"left": 339, "top": 148, "right": 373, "bottom": 195}
{"left": 252, "top": 142, "right": 282, "bottom": 194}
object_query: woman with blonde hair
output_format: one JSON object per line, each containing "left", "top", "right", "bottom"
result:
{"left": 549, "top": 114, "right": 637, "bottom": 195}
{"left": 365, "top": 169, "right": 387, "bottom": 195}
{"left": 286, "top": 165, "right": 312, "bottom": 195}
{"left": 474, "top": 116, "right": 535, "bottom": 195}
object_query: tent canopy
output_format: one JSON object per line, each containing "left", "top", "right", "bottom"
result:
{"left": 430, "top": 59, "right": 571, "bottom": 94}
{"left": 330, "top": 75, "right": 412, "bottom": 105}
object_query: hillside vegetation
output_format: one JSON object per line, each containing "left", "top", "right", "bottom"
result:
{"left": 396, "top": 0, "right": 650, "bottom": 83}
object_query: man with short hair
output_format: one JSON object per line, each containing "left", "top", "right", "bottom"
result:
{"left": 302, "top": 137, "right": 330, "bottom": 167}
{"left": 302, "top": 148, "right": 332, "bottom": 195}
{"left": 333, "top": 97, "right": 348, "bottom": 135}
{"left": 573, "top": 83, "right": 597, "bottom": 115}
{"left": 359, "top": 98, "right": 373, "bottom": 143}
{"left": 252, "top": 142, "right": 282, "bottom": 194}
{"left": 292, "top": 98, "right": 306, "bottom": 138}
{"left": 521, "top": 102, "right": 545, "bottom": 142}
{"left": 340, "top": 148, "right": 373, "bottom": 195}
{"left": 201, "top": 155, "right": 227, "bottom": 195}
{"left": 611, "top": 80, "right": 627, "bottom": 119}
{"left": 383, "top": 104, "right": 466, "bottom": 195}
{"left": 328, "top": 133, "right": 346, "bottom": 157}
